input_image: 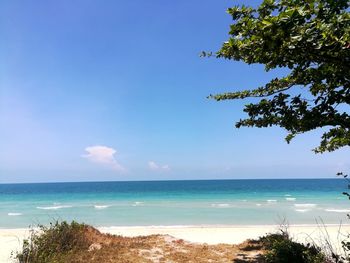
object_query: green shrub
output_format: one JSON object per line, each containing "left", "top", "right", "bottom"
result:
{"left": 16, "top": 221, "right": 89, "bottom": 263}
{"left": 260, "top": 233, "right": 326, "bottom": 263}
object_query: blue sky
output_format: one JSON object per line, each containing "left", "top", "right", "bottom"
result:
{"left": 0, "top": 0, "right": 349, "bottom": 183}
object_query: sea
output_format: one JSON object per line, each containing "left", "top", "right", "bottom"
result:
{"left": 0, "top": 179, "right": 349, "bottom": 228}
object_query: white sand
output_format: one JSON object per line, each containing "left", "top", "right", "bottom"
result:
{"left": 0, "top": 229, "right": 29, "bottom": 263}
{"left": 1, "top": 225, "right": 349, "bottom": 263}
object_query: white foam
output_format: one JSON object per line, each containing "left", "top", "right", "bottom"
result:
{"left": 286, "top": 198, "right": 296, "bottom": 201}
{"left": 132, "top": 201, "right": 144, "bottom": 207}
{"left": 267, "top": 200, "right": 277, "bottom": 203}
{"left": 284, "top": 194, "right": 292, "bottom": 197}
{"left": 37, "top": 205, "right": 72, "bottom": 210}
{"left": 211, "top": 203, "right": 231, "bottom": 208}
{"left": 256, "top": 204, "right": 262, "bottom": 206}
{"left": 94, "top": 205, "right": 109, "bottom": 209}
{"left": 8, "top": 213, "right": 22, "bottom": 216}
{"left": 294, "top": 204, "right": 316, "bottom": 208}
{"left": 325, "top": 209, "right": 350, "bottom": 213}
{"left": 295, "top": 209, "right": 309, "bottom": 213}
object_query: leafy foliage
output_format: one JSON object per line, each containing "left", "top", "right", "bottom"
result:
{"left": 207, "top": 0, "right": 350, "bottom": 153}
{"left": 260, "top": 233, "right": 326, "bottom": 263}
{"left": 16, "top": 221, "right": 89, "bottom": 263}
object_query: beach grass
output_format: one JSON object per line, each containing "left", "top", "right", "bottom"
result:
{"left": 11, "top": 221, "right": 340, "bottom": 263}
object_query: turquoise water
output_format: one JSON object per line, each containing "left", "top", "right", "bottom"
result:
{"left": 0, "top": 179, "right": 349, "bottom": 228}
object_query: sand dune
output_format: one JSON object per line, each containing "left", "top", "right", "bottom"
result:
{"left": 1, "top": 224, "right": 349, "bottom": 263}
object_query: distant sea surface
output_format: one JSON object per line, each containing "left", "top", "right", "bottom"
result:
{"left": 0, "top": 179, "right": 349, "bottom": 228}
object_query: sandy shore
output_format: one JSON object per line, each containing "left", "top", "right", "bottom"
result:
{"left": 1, "top": 224, "right": 349, "bottom": 263}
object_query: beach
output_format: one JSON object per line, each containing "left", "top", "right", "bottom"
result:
{"left": 2, "top": 224, "right": 349, "bottom": 263}
{"left": 2, "top": 180, "right": 350, "bottom": 261}
{"left": 2, "top": 0, "right": 349, "bottom": 260}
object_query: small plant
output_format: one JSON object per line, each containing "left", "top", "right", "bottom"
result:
{"left": 260, "top": 233, "right": 326, "bottom": 263}
{"left": 16, "top": 221, "right": 90, "bottom": 263}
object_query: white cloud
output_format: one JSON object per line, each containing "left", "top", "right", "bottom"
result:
{"left": 148, "top": 161, "right": 170, "bottom": 172}
{"left": 82, "top": 145, "right": 125, "bottom": 172}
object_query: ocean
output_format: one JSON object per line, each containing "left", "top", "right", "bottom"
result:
{"left": 0, "top": 179, "right": 349, "bottom": 228}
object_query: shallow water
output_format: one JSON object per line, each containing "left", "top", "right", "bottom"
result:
{"left": 0, "top": 179, "right": 349, "bottom": 228}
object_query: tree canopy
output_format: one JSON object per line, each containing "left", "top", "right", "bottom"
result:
{"left": 207, "top": 0, "right": 350, "bottom": 153}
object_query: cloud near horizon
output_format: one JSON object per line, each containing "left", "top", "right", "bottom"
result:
{"left": 82, "top": 145, "right": 125, "bottom": 172}
{"left": 148, "top": 161, "right": 170, "bottom": 172}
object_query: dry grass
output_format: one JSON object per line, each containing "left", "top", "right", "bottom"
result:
{"left": 16, "top": 222, "right": 265, "bottom": 263}
{"left": 63, "top": 229, "right": 265, "bottom": 263}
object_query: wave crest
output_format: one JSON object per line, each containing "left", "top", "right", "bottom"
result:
{"left": 211, "top": 203, "right": 231, "bottom": 208}
{"left": 295, "top": 209, "right": 309, "bottom": 213}
{"left": 94, "top": 205, "right": 110, "bottom": 209}
{"left": 294, "top": 204, "right": 316, "bottom": 208}
{"left": 8, "top": 212, "right": 22, "bottom": 216}
{"left": 267, "top": 200, "right": 277, "bottom": 203}
{"left": 325, "top": 209, "right": 350, "bottom": 213}
{"left": 37, "top": 205, "right": 72, "bottom": 210}
{"left": 132, "top": 202, "right": 144, "bottom": 207}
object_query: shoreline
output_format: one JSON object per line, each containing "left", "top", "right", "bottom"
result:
{"left": 1, "top": 224, "right": 349, "bottom": 262}
{"left": 2, "top": 222, "right": 349, "bottom": 230}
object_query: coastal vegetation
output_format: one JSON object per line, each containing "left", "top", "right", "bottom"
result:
{"left": 15, "top": 221, "right": 329, "bottom": 263}
{"left": 203, "top": 0, "right": 350, "bottom": 261}
{"left": 260, "top": 233, "right": 325, "bottom": 263}
{"left": 16, "top": 221, "right": 90, "bottom": 263}
{"left": 205, "top": 0, "right": 350, "bottom": 153}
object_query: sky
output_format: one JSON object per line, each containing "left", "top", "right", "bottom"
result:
{"left": 0, "top": 0, "right": 349, "bottom": 183}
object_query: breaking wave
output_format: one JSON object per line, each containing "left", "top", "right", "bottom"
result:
{"left": 37, "top": 205, "right": 72, "bottom": 210}
{"left": 8, "top": 212, "right": 22, "bottom": 216}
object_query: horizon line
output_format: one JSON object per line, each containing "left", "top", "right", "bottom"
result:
{"left": 0, "top": 177, "right": 342, "bottom": 185}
